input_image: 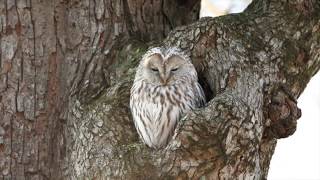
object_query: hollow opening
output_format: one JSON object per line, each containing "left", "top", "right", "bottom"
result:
{"left": 198, "top": 72, "right": 215, "bottom": 103}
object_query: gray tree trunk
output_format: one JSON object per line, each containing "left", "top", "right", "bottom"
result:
{"left": 0, "top": 0, "right": 319, "bottom": 179}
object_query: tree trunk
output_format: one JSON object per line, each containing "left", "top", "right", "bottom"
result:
{"left": 0, "top": 0, "right": 319, "bottom": 179}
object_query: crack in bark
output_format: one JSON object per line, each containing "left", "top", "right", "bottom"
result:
{"left": 9, "top": 115, "right": 13, "bottom": 179}
{"left": 29, "top": 0, "right": 37, "bottom": 121}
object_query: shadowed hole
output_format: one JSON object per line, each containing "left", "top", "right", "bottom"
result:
{"left": 198, "top": 73, "right": 214, "bottom": 103}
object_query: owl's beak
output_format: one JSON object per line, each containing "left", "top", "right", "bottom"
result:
{"left": 160, "top": 76, "right": 168, "bottom": 85}
{"left": 159, "top": 72, "right": 169, "bottom": 85}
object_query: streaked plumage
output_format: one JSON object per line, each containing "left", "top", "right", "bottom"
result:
{"left": 130, "top": 47, "right": 205, "bottom": 149}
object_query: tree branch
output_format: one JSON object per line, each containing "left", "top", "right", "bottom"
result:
{"left": 65, "top": 0, "right": 320, "bottom": 179}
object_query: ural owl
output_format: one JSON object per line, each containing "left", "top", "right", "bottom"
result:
{"left": 130, "top": 47, "right": 205, "bottom": 149}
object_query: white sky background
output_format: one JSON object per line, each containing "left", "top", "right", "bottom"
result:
{"left": 200, "top": 0, "right": 320, "bottom": 179}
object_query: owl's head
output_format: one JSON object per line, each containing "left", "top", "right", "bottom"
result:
{"left": 135, "top": 47, "right": 198, "bottom": 86}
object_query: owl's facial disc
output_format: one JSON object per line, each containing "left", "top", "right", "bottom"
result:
{"left": 158, "top": 55, "right": 186, "bottom": 85}
{"left": 143, "top": 53, "right": 189, "bottom": 86}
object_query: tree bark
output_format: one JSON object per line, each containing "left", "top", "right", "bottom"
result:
{"left": 0, "top": 0, "right": 319, "bottom": 179}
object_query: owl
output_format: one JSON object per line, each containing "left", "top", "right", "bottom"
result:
{"left": 130, "top": 47, "right": 205, "bottom": 149}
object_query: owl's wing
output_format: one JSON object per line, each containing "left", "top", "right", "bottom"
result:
{"left": 194, "top": 82, "right": 206, "bottom": 108}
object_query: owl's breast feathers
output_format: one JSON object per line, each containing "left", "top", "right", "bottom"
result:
{"left": 130, "top": 81, "right": 205, "bottom": 149}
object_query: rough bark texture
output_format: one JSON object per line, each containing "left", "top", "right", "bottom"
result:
{"left": 0, "top": 0, "right": 319, "bottom": 179}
